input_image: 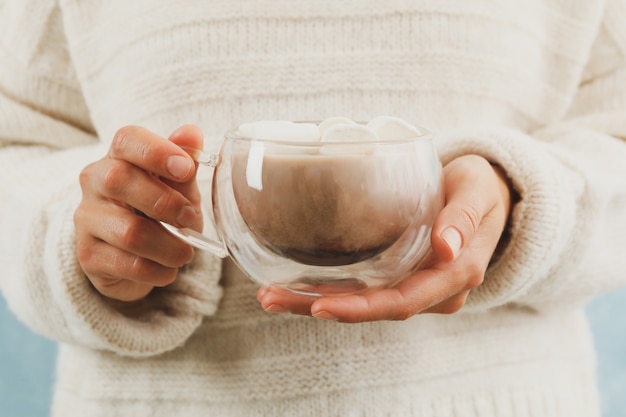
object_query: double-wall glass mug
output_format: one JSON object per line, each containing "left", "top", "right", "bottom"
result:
{"left": 162, "top": 120, "right": 445, "bottom": 296}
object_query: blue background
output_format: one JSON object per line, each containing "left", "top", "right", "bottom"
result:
{"left": 1, "top": 289, "right": 625, "bottom": 417}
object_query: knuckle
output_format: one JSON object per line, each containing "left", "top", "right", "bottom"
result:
{"left": 151, "top": 189, "right": 179, "bottom": 219}
{"left": 79, "top": 264, "right": 121, "bottom": 297}
{"left": 155, "top": 268, "right": 179, "bottom": 287}
{"left": 458, "top": 205, "right": 481, "bottom": 236}
{"left": 118, "top": 217, "right": 148, "bottom": 250}
{"left": 464, "top": 263, "right": 486, "bottom": 290}
{"left": 73, "top": 205, "right": 87, "bottom": 228}
{"left": 75, "top": 237, "right": 94, "bottom": 268}
{"left": 90, "top": 275, "right": 123, "bottom": 291}
{"left": 101, "top": 162, "right": 130, "bottom": 195}
{"left": 111, "top": 126, "right": 158, "bottom": 166}
{"left": 440, "top": 298, "right": 466, "bottom": 314}
{"left": 78, "top": 163, "right": 95, "bottom": 191}
{"left": 427, "top": 293, "right": 469, "bottom": 315}
{"left": 126, "top": 255, "right": 149, "bottom": 277}
{"left": 392, "top": 307, "right": 416, "bottom": 321}
{"left": 169, "top": 244, "right": 195, "bottom": 267}
{"left": 127, "top": 255, "right": 147, "bottom": 277}
{"left": 128, "top": 256, "right": 178, "bottom": 287}
{"left": 110, "top": 126, "right": 138, "bottom": 157}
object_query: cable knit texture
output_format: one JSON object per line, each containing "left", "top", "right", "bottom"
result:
{"left": 1, "top": 0, "right": 625, "bottom": 416}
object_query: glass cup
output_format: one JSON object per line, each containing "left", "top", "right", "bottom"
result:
{"left": 161, "top": 125, "right": 445, "bottom": 296}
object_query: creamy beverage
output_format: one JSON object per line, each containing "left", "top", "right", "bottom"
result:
{"left": 230, "top": 149, "right": 422, "bottom": 266}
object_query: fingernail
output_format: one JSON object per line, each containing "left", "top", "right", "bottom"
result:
{"left": 313, "top": 311, "right": 338, "bottom": 321}
{"left": 257, "top": 287, "right": 269, "bottom": 301}
{"left": 184, "top": 250, "right": 195, "bottom": 265}
{"left": 441, "top": 227, "right": 463, "bottom": 259}
{"left": 265, "top": 304, "right": 289, "bottom": 313}
{"left": 167, "top": 155, "right": 193, "bottom": 179}
{"left": 177, "top": 205, "right": 197, "bottom": 228}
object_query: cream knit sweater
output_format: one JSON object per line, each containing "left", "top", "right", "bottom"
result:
{"left": 1, "top": 0, "right": 626, "bottom": 416}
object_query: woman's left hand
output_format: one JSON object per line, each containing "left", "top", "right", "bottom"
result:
{"left": 256, "top": 155, "right": 513, "bottom": 322}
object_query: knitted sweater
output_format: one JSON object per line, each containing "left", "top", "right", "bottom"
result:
{"left": 1, "top": 0, "right": 625, "bottom": 416}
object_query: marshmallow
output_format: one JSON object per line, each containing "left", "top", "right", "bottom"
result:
{"left": 320, "top": 124, "right": 379, "bottom": 143}
{"left": 318, "top": 116, "right": 357, "bottom": 137}
{"left": 319, "top": 124, "right": 380, "bottom": 155}
{"left": 235, "top": 117, "right": 425, "bottom": 144}
{"left": 237, "top": 120, "right": 320, "bottom": 142}
{"left": 367, "top": 116, "right": 425, "bottom": 140}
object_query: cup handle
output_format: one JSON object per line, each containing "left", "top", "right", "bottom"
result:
{"left": 159, "top": 147, "right": 228, "bottom": 258}
{"left": 160, "top": 222, "right": 228, "bottom": 257}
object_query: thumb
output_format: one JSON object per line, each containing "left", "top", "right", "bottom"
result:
{"left": 164, "top": 124, "right": 205, "bottom": 231}
{"left": 430, "top": 156, "right": 497, "bottom": 262}
{"left": 431, "top": 207, "right": 478, "bottom": 263}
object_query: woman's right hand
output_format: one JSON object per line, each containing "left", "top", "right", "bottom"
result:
{"left": 74, "top": 125, "right": 204, "bottom": 302}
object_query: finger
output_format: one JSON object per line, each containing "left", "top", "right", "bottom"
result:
{"left": 258, "top": 261, "right": 477, "bottom": 321}
{"left": 162, "top": 125, "right": 205, "bottom": 224}
{"left": 257, "top": 287, "right": 317, "bottom": 316}
{"left": 81, "top": 157, "right": 200, "bottom": 228}
{"left": 168, "top": 124, "right": 204, "bottom": 153}
{"left": 77, "top": 236, "right": 178, "bottom": 302}
{"left": 108, "top": 125, "right": 196, "bottom": 182}
{"left": 309, "top": 242, "right": 490, "bottom": 323}
{"left": 431, "top": 156, "right": 501, "bottom": 262}
{"left": 76, "top": 199, "right": 195, "bottom": 268}
{"left": 257, "top": 243, "right": 488, "bottom": 322}
{"left": 421, "top": 291, "right": 470, "bottom": 314}
{"left": 309, "top": 267, "right": 457, "bottom": 322}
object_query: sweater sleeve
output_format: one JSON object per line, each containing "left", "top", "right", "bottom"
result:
{"left": 0, "top": 0, "right": 223, "bottom": 357}
{"left": 434, "top": 3, "right": 626, "bottom": 312}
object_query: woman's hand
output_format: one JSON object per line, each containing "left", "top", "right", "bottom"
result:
{"left": 257, "top": 155, "right": 513, "bottom": 322}
{"left": 74, "top": 125, "right": 204, "bottom": 302}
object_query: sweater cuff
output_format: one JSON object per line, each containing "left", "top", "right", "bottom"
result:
{"left": 432, "top": 126, "right": 576, "bottom": 310}
{"left": 45, "top": 189, "right": 223, "bottom": 357}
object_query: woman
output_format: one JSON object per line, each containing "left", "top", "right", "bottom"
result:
{"left": 1, "top": 0, "right": 625, "bottom": 415}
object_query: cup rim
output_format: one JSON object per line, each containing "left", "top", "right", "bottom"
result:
{"left": 224, "top": 121, "right": 432, "bottom": 146}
